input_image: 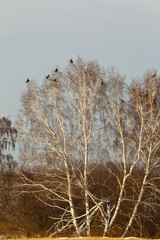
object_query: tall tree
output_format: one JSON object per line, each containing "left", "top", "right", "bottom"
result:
{"left": 0, "top": 117, "right": 17, "bottom": 172}
{"left": 101, "top": 70, "right": 160, "bottom": 237}
{"left": 122, "top": 72, "right": 160, "bottom": 237}
{"left": 0, "top": 117, "right": 17, "bottom": 225}
{"left": 17, "top": 57, "right": 107, "bottom": 236}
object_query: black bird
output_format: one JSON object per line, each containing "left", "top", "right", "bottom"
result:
{"left": 70, "top": 59, "right": 73, "bottom": 64}
{"left": 46, "top": 75, "right": 50, "bottom": 79}
{"left": 151, "top": 73, "right": 156, "bottom": 78}
{"left": 101, "top": 81, "right": 103, "bottom": 85}
{"left": 55, "top": 68, "right": 58, "bottom": 72}
{"left": 26, "top": 78, "right": 29, "bottom": 83}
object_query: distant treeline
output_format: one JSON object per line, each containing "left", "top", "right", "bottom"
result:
{"left": 0, "top": 162, "right": 159, "bottom": 238}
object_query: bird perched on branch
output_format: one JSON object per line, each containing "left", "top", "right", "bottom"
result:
{"left": 70, "top": 59, "right": 73, "bottom": 64}
{"left": 26, "top": 79, "right": 29, "bottom": 83}
{"left": 151, "top": 73, "right": 156, "bottom": 78}
{"left": 55, "top": 68, "right": 58, "bottom": 72}
{"left": 46, "top": 75, "right": 49, "bottom": 79}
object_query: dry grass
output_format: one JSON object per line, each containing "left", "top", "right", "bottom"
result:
{"left": 5, "top": 237, "right": 158, "bottom": 240}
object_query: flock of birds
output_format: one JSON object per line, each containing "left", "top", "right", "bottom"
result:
{"left": 25, "top": 59, "right": 157, "bottom": 85}
{"left": 26, "top": 59, "right": 73, "bottom": 83}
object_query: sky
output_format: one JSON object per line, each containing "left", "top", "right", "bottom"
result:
{"left": 1, "top": 0, "right": 160, "bottom": 122}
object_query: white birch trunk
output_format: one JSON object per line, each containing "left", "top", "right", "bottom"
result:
{"left": 83, "top": 107, "right": 90, "bottom": 235}
{"left": 122, "top": 155, "right": 150, "bottom": 237}
{"left": 122, "top": 100, "right": 154, "bottom": 237}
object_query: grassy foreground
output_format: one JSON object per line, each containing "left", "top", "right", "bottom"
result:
{"left": 6, "top": 237, "right": 156, "bottom": 240}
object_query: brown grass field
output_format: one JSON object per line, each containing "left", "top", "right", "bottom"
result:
{"left": 6, "top": 237, "right": 158, "bottom": 240}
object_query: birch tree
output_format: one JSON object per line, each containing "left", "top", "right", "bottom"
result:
{"left": 0, "top": 117, "right": 18, "bottom": 224}
{"left": 122, "top": 72, "right": 160, "bottom": 237}
{"left": 0, "top": 117, "right": 17, "bottom": 172}
{"left": 101, "top": 70, "right": 160, "bottom": 237}
{"left": 16, "top": 57, "right": 106, "bottom": 236}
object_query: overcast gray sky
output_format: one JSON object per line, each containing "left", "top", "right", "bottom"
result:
{"left": 1, "top": 0, "right": 160, "bottom": 121}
